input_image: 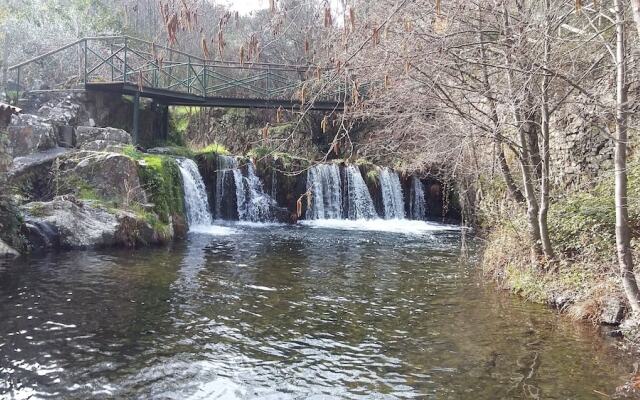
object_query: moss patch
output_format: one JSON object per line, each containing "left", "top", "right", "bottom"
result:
{"left": 134, "top": 152, "right": 185, "bottom": 225}
{"left": 196, "top": 142, "right": 230, "bottom": 156}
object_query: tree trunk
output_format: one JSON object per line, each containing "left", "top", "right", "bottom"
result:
{"left": 497, "top": 144, "right": 526, "bottom": 203}
{"left": 614, "top": 0, "right": 640, "bottom": 315}
{"left": 502, "top": 1, "right": 543, "bottom": 259}
{"left": 478, "top": 9, "right": 525, "bottom": 204}
{"left": 539, "top": 0, "right": 555, "bottom": 261}
{"left": 523, "top": 98, "right": 543, "bottom": 182}
{"left": 517, "top": 124, "right": 544, "bottom": 260}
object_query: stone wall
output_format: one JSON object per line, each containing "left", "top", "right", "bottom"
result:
{"left": 550, "top": 113, "right": 614, "bottom": 187}
{"left": 20, "top": 91, "right": 164, "bottom": 148}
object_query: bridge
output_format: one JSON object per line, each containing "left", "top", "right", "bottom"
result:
{"left": 7, "top": 36, "right": 345, "bottom": 141}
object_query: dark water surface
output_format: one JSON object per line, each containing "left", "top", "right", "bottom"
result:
{"left": 0, "top": 222, "right": 632, "bottom": 399}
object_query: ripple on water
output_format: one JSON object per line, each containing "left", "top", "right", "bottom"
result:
{"left": 0, "top": 224, "right": 633, "bottom": 399}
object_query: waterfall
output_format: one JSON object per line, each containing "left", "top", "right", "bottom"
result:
{"left": 306, "top": 164, "right": 343, "bottom": 219}
{"left": 240, "top": 162, "right": 276, "bottom": 222}
{"left": 409, "top": 176, "right": 426, "bottom": 220}
{"left": 379, "top": 168, "right": 405, "bottom": 219}
{"left": 177, "top": 158, "right": 213, "bottom": 226}
{"left": 214, "top": 155, "right": 276, "bottom": 222}
{"left": 344, "top": 165, "right": 378, "bottom": 220}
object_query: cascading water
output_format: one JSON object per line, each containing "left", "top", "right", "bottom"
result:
{"left": 306, "top": 164, "right": 343, "bottom": 219}
{"left": 409, "top": 176, "right": 427, "bottom": 220}
{"left": 344, "top": 165, "right": 378, "bottom": 220}
{"left": 177, "top": 158, "right": 213, "bottom": 226}
{"left": 240, "top": 162, "right": 276, "bottom": 222}
{"left": 215, "top": 155, "right": 242, "bottom": 219}
{"left": 379, "top": 168, "right": 405, "bottom": 219}
{"left": 214, "top": 155, "right": 276, "bottom": 222}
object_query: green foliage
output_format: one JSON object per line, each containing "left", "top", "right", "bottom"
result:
{"left": 196, "top": 142, "right": 230, "bottom": 156}
{"left": 548, "top": 163, "right": 640, "bottom": 259}
{"left": 163, "top": 146, "right": 194, "bottom": 158}
{"left": 128, "top": 151, "right": 185, "bottom": 225}
{"left": 503, "top": 263, "right": 548, "bottom": 303}
{"left": 366, "top": 169, "right": 380, "bottom": 186}
{"left": 246, "top": 146, "right": 272, "bottom": 159}
{"left": 128, "top": 203, "right": 172, "bottom": 237}
{"left": 58, "top": 176, "right": 106, "bottom": 204}
{"left": 481, "top": 164, "right": 640, "bottom": 321}
{"left": 168, "top": 106, "right": 195, "bottom": 146}
{"left": 122, "top": 145, "right": 143, "bottom": 160}
{"left": 355, "top": 158, "right": 375, "bottom": 168}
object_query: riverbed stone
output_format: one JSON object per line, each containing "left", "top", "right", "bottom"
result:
{"left": 600, "top": 297, "right": 626, "bottom": 325}
{"left": 0, "top": 238, "right": 19, "bottom": 258}
{"left": 7, "top": 113, "right": 58, "bottom": 157}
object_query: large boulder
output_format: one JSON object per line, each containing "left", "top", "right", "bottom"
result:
{"left": 22, "top": 197, "right": 120, "bottom": 249}
{"left": 21, "top": 196, "right": 173, "bottom": 251}
{"left": 8, "top": 147, "right": 72, "bottom": 202}
{"left": 38, "top": 98, "right": 80, "bottom": 126}
{"left": 8, "top": 149, "right": 147, "bottom": 206}
{"left": 75, "top": 126, "right": 131, "bottom": 151}
{"left": 57, "top": 151, "right": 147, "bottom": 205}
{"left": 7, "top": 113, "right": 57, "bottom": 157}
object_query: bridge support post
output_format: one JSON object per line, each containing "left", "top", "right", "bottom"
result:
{"left": 132, "top": 92, "right": 140, "bottom": 144}
{"left": 152, "top": 101, "right": 169, "bottom": 143}
{"left": 161, "top": 104, "right": 169, "bottom": 142}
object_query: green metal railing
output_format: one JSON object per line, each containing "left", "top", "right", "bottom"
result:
{"left": 8, "top": 36, "right": 347, "bottom": 107}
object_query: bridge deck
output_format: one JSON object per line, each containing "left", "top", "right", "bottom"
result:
{"left": 8, "top": 36, "right": 346, "bottom": 143}
{"left": 86, "top": 82, "right": 343, "bottom": 112}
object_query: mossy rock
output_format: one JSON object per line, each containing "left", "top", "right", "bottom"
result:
{"left": 0, "top": 196, "right": 27, "bottom": 252}
{"left": 134, "top": 153, "right": 186, "bottom": 227}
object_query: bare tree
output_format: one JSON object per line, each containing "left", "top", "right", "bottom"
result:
{"left": 614, "top": 0, "right": 640, "bottom": 314}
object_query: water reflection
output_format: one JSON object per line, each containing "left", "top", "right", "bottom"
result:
{"left": 0, "top": 224, "right": 632, "bottom": 399}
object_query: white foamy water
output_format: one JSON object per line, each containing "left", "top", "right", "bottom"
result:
{"left": 189, "top": 225, "right": 238, "bottom": 235}
{"left": 177, "top": 158, "right": 213, "bottom": 227}
{"left": 232, "top": 221, "right": 286, "bottom": 228}
{"left": 299, "top": 219, "right": 459, "bottom": 234}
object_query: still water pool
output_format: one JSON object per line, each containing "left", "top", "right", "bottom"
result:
{"left": 0, "top": 221, "right": 632, "bottom": 399}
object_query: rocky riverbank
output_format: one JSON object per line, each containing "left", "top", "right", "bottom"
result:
{"left": 479, "top": 163, "right": 640, "bottom": 349}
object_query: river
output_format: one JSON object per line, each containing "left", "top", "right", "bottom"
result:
{"left": 0, "top": 221, "right": 632, "bottom": 399}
